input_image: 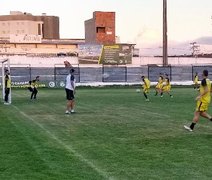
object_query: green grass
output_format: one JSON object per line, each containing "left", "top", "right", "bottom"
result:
{"left": 0, "top": 87, "right": 212, "bottom": 180}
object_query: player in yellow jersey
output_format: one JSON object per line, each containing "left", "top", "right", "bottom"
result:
{"left": 141, "top": 76, "right": 151, "bottom": 101}
{"left": 155, "top": 74, "right": 163, "bottom": 96}
{"left": 160, "top": 77, "right": 173, "bottom": 98}
{"left": 4, "top": 69, "right": 11, "bottom": 105}
{"left": 184, "top": 69, "right": 212, "bottom": 131}
{"left": 193, "top": 72, "right": 199, "bottom": 90}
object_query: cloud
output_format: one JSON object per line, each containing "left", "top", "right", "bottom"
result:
{"left": 134, "top": 28, "right": 161, "bottom": 46}
{"left": 194, "top": 36, "right": 212, "bottom": 45}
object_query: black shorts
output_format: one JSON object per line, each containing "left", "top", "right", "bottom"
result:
{"left": 65, "top": 88, "right": 74, "bottom": 100}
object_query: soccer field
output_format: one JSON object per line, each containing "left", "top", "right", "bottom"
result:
{"left": 0, "top": 87, "right": 212, "bottom": 180}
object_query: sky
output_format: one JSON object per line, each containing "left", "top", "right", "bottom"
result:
{"left": 1, "top": 0, "right": 212, "bottom": 54}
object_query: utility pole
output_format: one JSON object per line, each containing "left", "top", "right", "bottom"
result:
{"left": 163, "top": 0, "right": 168, "bottom": 66}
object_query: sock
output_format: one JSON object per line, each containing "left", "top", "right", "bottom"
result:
{"left": 155, "top": 92, "right": 158, "bottom": 96}
{"left": 161, "top": 92, "right": 163, "bottom": 96}
{"left": 190, "top": 123, "right": 196, "bottom": 130}
{"left": 210, "top": 118, "right": 212, "bottom": 121}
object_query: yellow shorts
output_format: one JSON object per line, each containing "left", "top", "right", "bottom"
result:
{"left": 162, "top": 85, "right": 171, "bottom": 92}
{"left": 143, "top": 87, "right": 150, "bottom": 93}
{"left": 156, "top": 83, "right": 163, "bottom": 89}
{"left": 196, "top": 101, "right": 209, "bottom": 112}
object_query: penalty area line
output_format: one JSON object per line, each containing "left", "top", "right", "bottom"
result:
{"left": 12, "top": 105, "right": 115, "bottom": 180}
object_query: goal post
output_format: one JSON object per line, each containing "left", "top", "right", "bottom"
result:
{"left": 1, "top": 58, "right": 11, "bottom": 104}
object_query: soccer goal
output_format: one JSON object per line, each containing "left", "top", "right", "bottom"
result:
{"left": 0, "top": 58, "right": 11, "bottom": 104}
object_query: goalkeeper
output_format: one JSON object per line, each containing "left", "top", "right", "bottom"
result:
{"left": 4, "top": 69, "right": 11, "bottom": 105}
{"left": 30, "top": 76, "right": 40, "bottom": 100}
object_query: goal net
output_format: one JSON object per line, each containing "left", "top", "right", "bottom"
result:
{"left": 0, "top": 58, "right": 11, "bottom": 104}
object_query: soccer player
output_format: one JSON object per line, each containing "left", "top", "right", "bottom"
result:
{"left": 4, "top": 69, "right": 11, "bottom": 105}
{"left": 65, "top": 69, "right": 76, "bottom": 114}
{"left": 164, "top": 73, "right": 169, "bottom": 78}
{"left": 30, "top": 76, "right": 40, "bottom": 100}
{"left": 193, "top": 72, "right": 199, "bottom": 90}
{"left": 155, "top": 74, "right": 163, "bottom": 96}
{"left": 141, "top": 75, "right": 151, "bottom": 101}
{"left": 28, "top": 80, "right": 33, "bottom": 92}
{"left": 184, "top": 69, "right": 212, "bottom": 132}
{"left": 160, "top": 77, "right": 173, "bottom": 98}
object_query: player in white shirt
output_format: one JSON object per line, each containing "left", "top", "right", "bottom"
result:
{"left": 65, "top": 69, "right": 76, "bottom": 114}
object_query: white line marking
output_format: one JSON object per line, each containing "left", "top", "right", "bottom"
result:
{"left": 143, "top": 111, "right": 170, "bottom": 118}
{"left": 12, "top": 105, "right": 115, "bottom": 180}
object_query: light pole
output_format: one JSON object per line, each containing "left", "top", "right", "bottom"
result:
{"left": 163, "top": 0, "right": 168, "bottom": 66}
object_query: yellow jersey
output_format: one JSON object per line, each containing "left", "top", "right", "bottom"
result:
{"left": 31, "top": 80, "right": 39, "bottom": 88}
{"left": 194, "top": 75, "right": 198, "bottom": 84}
{"left": 143, "top": 78, "right": 151, "bottom": 89}
{"left": 199, "top": 78, "right": 211, "bottom": 104}
{"left": 5, "top": 75, "right": 11, "bottom": 88}
{"left": 156, "top": 76, "right": 163, "bottom": 89}
{"left": 163, "top": 78, "right": 169, "bottom": 86}
{"left": 158, "top": 76, "right": 163, "bottom": 84}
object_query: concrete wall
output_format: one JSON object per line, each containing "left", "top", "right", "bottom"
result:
{"left": 1, "top": 55, "right": 78, "bottom": 67}
{"left": 0, "top": 20, "right": 43, "bottom": 38}
{"left": 39, "top": 16, "right": 59, "bottom": 39}
{"left": 84, "top": 19, "right": 96, "bottom": 44}
{"left": 0, "top": 14, "right": 59, "bottom": 39}
{"left": 132, "top": 57, "right": 212, "bottom": 66}
{"left": 0, "top": 43, "right": 77, "bottom": 54}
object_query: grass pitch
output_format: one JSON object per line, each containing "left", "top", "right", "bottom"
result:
{"left": 0, "top": 87, "right": 212, "bottom": 180}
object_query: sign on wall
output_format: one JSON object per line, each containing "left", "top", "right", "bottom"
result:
{"left": 78, "top": 44, "right": 103, "bottom": 63}
{"left": 78, "top": 44, "right": 133, "bottom": 64}
{"left": 10, "top": 34, "right": 42, "bottom": 43}
{"left": 98, "top": 44, "right": 133, "bottom": 64}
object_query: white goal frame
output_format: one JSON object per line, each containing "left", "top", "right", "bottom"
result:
{"left": 0, "top": 58, "right": 11, "bottom": 104}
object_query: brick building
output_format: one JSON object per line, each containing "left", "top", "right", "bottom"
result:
{"left": 84, "top": 11, "right": 115, "bottom": 44}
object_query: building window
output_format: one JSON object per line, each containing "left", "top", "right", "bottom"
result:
{"left": 42, "top": 24, "right": 44, "bottom": 36}
{"left": 38, "top": 24, "right": 41, "bottom": 35}
{"left": 17, "top": 30, "right": 20, "bottom": 33}
{"left": 96, "top": 27, "right": 106, "bottom": 33}
{"left": 2, "top": 22, "right": 5, "bottom": 26}
{"left": 2, "top": 31, "right": 6, "bottom": 34}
